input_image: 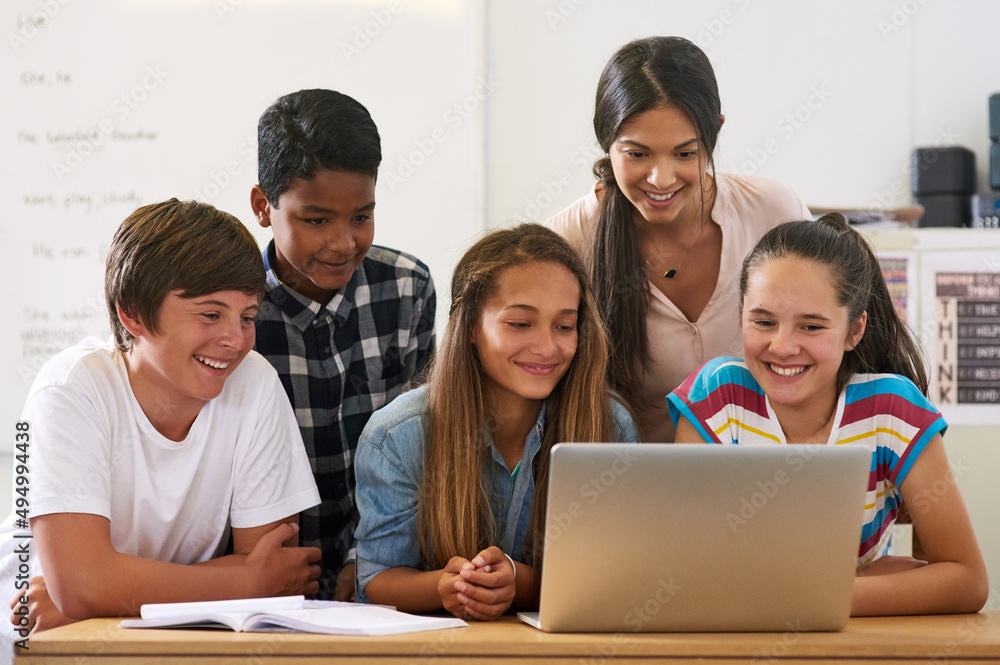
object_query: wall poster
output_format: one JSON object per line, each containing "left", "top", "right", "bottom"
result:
{"left": 921, "top": 252, "right": 1000, "bottom": 424}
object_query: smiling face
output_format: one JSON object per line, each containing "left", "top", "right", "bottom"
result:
{"left": 122, "top": 290, "right": 260, "bottom": 437}
{"left": 609, "top": 104, "right": 709, "bottom": 228}
{"left": 741, "top": 256, "right": 867, "bottom": 428}
{"left": 252, "top": 169, "right": 376, "bottom": 304}
{"left": 473, "top": 261, "right": 580, "bottom": 416}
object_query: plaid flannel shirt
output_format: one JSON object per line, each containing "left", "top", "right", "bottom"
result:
{"left": 254, "top": 241, "right": 436, "bottom": 595}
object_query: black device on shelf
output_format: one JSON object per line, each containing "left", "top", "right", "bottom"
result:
{"left": 912, "top": 146, "right": 975, "bottom": 227}
{"left": 990, "top": 92, "right": 1000, "bottom": 142}
{"left": 992, "top": 93, "right": 1000, "bottom": 192}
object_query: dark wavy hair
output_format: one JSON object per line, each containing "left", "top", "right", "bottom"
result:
{"left": 590, "top": 36, "right": 722, "bottom": 417}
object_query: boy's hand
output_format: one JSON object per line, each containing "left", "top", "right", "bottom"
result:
{"left": 456, "top": 546, "right": 516, "bottom": 621}
{"left": 243, "top": 523, "right": 322, "bottom": 596}
{"left": 333, "top": 563, "right": 356, "bottom": 601}
{"left": 437, "top": 557, "right": 473, "bottom": 619}
{"left": 8, "top": 576, "right": 75, "bottom": 634}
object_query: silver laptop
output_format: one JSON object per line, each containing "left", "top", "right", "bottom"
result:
{"left": 518, "top": 443, "right": 869, "bottom": 632}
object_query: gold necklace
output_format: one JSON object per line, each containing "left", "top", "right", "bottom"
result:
{"left": 643, "top": 219, "right": 708, "bottom": 279}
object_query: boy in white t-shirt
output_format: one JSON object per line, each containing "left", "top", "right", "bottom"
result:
{"left": 2, "top": 199, "right": 322, "bottom": 648}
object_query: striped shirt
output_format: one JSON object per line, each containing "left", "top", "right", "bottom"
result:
{"left": 667, "top": 357, "right": 946, "bottom": 569}
{"left": 254, "top": 240, "right": 436, "bottom": 595}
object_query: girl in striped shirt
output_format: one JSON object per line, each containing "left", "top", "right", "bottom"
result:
{"left": 668, "top": 213, "right": 987, "bottom": 616}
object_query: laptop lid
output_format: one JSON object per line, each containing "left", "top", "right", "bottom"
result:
{"left": 523, "top": 443, "right": 869, "bottom": 632}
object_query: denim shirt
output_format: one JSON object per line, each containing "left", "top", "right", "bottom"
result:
{"left": 353, "top": 385, "right": 639, "bottom": 602}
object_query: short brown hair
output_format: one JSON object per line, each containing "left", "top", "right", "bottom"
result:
{"left": 105, "top": 199, "right": 265, "bottom": 351}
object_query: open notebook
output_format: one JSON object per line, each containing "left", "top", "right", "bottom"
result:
{"left": 121, "top": 596, "right": 466, "bottom": 636}
{"left": 519, "top": 443, "right": 869, "bottom": 632}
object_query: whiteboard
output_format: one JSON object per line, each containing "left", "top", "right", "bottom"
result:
{"left": 1, "top": 0, "right": 482, "bottom": 448}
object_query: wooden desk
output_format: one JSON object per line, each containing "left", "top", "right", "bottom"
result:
{"left": 14, "top": 612, "right": 1000, "bottom": 664}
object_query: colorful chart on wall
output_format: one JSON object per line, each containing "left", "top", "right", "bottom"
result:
{"left": 920, "top": 251, "right": 1000, "bottom": 424}
{"left": 877, "top": 252, "right": 919, "bottom": 334}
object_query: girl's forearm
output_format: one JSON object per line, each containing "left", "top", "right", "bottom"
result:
{"left": 364, "top": 567, "right": 444, "bottom": 612}
{"left": 852, "top": 561, "right": 989, "bottom": 616}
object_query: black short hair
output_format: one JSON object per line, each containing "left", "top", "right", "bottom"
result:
{"left": 257, "top": 89, "right": 381, "bottom": 205}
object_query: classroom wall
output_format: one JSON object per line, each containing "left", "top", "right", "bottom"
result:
{"left": 1, "top": 0, "right": 485, "bottom": 440}
{"left": 484, "top": 0, "right": 1000, "bottom": 221}
{"left": 3, "top": 0, "right": 999, "bottom": 602}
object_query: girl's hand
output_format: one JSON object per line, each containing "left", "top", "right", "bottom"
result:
{"left": 456, "top": 546, "right": 516, "bottom": 621}
{"left": 437, "top": 557, "right": 473, "bottom": 619}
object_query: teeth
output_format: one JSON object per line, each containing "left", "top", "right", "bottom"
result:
{"left": 646, "top": 191, "right": 676, "bottom": 202}
{"left": 195, "top": 355, "right": 229, "bottom": 370}
{"left": 519, "top": 363, "right": 555, "bottom": 373}
{"left": 768, "top": 363, "right": 805, "bottom": 377}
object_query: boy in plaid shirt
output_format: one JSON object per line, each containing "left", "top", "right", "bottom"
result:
{"left": 250, "top": 89, "right": 436, "bottom": 600}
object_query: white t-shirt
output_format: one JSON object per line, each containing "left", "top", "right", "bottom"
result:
{"left": 1, "top": 337, "right": 319, "bottom": 582}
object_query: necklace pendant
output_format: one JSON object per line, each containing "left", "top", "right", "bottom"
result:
{"left": 664, "top": 269, "right": 678, "bottom": 279}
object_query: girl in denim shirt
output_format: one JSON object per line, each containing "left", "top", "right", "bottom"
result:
{"left": 354, "top": 224, "right": 639, "bottom": 620}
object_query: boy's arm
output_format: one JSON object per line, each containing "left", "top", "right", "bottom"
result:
{"left": 851, "top": 434, "right": 989, "bottom": 615}
{"left": 33, "top": 513, "right": 319, "bottom": 620}
{"left": 197, "top": 514, "right": 352, "bottom": 601}
{"left": 11, "top": 514, "right": 306, "bottom": 631}
{"left": 193, "top": 515, "right": 300, "bottom": 568}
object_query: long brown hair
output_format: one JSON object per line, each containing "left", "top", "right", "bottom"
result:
{"left": 591, "top": 36, "right": 723, "bottom": 417}
{"left": 739, "top": 213, "right": 929, "bottom": 394}
{"left": 418, "top": 224, "right": 620, "bottom": 568}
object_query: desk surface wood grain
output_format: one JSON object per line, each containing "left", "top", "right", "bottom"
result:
{"left": 14, "top": 612, "right": 1000, "bottom": 664}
